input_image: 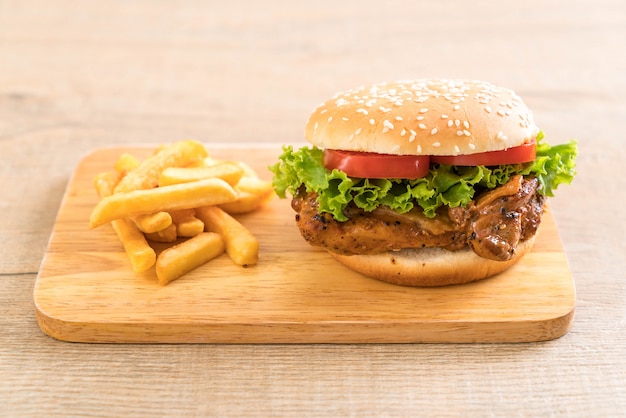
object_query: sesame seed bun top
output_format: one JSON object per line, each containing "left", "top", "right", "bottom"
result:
{"left": 305, "top": 79, "right": 539, "bottom": 156}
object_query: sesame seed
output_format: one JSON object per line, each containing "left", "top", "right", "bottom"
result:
{"left": 355, "top": 128, "right": 362, "bottom": 135}
{"left": 455, "top": 119, "right": 461, "bottom": 127}
{"left": 497, "top": 109, "right": 506, "bottom": 116}
{"left": 469, "top": 143, "right": 476, "bottom": 150}
{"left": 463, "top": 121, "right": 470, "bottom": 129}
{"left": 463, "top": 130, "right": 471, "bottom": 136}
{"left": 320, "top": 109, "right": 328, "bottom": 114}
{"left": 342, "top": 117, "right": 349, "bottom": 121}
{"left": 447, "top": 120, "right": 454, "bottom": 128}
{"left": 456, "top": 130, "right": 464, "bottom": 136}
{"left": 419, "top": 108, "right": 429, "bottom": 113}
{"left": 409, "top": 133, "right": 416, "bottom": 142}
{"left": 485, "top": 106, "right": 492, "bottom": 113}
{"left": 417, "top": 115, "right": 425, "bottom": 121}
{"left": 441, "top": 114, "right": 449, "bottom": 119}
{"left": 453, "top": 105, "right": 461, "bottom": 111}
{"left": 328, "top": 116, "right": 333, "bottom": 122}
{"left": 395, "top": 116, "right": 404, "bottom": 121}
{"left": 348, "top": 134, "right": 354, "bottom": 141}
{"left": 418, "top": 123, "right": 427, "bottom": 130}
{"left": 430, "top": 128, "right": 438, "bottom": 135}
{"left": 454, "top": 145, "right": 460, "bottom": 154}
{"left": 369, "top": 118, "right": 376, "bottom": 125}
{"left": 417, "top": 144, "right": 422, "bottom": 153}
{"left": 357, "top": 108, "right": 369, "bottom": 115}
{"left": 314, "top": 122, "right": 319, "bottom": 130}
{"left": 433, "top": 142, "right": 441, "bottom": 147}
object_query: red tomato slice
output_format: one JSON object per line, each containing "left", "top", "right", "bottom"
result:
{"left": 431, "top": 141, "right": 536, "bottom": 166}
{"left": 323, "top": 149, "right": 430, "bottom": 179}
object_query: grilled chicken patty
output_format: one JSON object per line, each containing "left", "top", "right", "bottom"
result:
{"left": 291, "top": 175, "right": 544, "bottom": 262}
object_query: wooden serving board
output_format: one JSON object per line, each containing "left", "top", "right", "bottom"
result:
{"left": 34, "top": 145, "right": 575, "bottom": 343}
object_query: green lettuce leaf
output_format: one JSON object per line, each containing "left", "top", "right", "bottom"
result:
{"left": 528, "top": 131, "right": 578, "bottom": 196}
{"left": 269, "top": 133, "right": 577, "bottom": 221}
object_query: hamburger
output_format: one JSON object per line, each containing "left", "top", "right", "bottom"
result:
{"left": 270, "top": 79, "right": 577, "bottom": 286}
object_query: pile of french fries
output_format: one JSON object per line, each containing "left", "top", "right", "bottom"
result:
{"left": 89, "top": 140, "right": 274, "bottom": 285}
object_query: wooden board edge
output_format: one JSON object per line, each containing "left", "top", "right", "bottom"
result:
{"left": 33, "top": 306, "right": 576, "bottom": 344}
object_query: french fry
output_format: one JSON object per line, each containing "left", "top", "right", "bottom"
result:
{"left": 94, "top": 172, "right": 122, "bottom": 196}
{"left": 158, "top": 162, "right": 244, "bottom": 187}
{"left": 188, "top": 156, "right": 222, "bottom": 168}
{"left": 93, "top": 171, "right": 156, "bottom": 273}
{"left": 169, "top": 209, "right": 205, "bottom": 237}
{"left": 155, "top": 232, "right": 225, "bottom": 285}
{"left": 89, "top": 178, "right": 237, "bottom": 229}
{"left": 218, "top": 191, "right": 268, "bottom": 214}
{"left": 90, "top": 142, "right": 272, "bottom": 284}
{"left": 145, "top": 223, "right": 178, "bottom": 243}
{"left": 113, "top": 139, "right": 208, "bottom": 193}
{"left": 132, "top": 211, "right": 173, "bottom": 234}
{"left": 196, "top": 205, "right": 258, "bottom": 266}
{"left": 168, "top": 208, "right": 193, "bottom": 220}
{"left": 219, "top": 177, "right": 275, "bottom": 214}
{"left": 112, "top": 218, "right": 158, "bottom": 272}
{"left": 236, "top": 176, "right": 273, "bottom": 194}
{"left": 178, "top": 219, "right": 204, "bottom": 237}
{"left": 114, "top": 153, "right": 140, "bottom": 174}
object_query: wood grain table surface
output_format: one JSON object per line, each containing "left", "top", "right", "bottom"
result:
{"left": 1, "top": 0, "right": 624, "bottom": 416}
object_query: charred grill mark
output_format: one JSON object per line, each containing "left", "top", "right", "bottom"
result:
{"left": 313, "top": 214, "right": 327, "bottom": 223}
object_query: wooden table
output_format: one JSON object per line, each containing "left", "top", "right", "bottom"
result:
{"left": 1, "top": 0, "right": 624, "bottom": 415}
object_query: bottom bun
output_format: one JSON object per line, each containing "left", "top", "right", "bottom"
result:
{"left": 328, "top": 235, "right": 537, "bottom": 287}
